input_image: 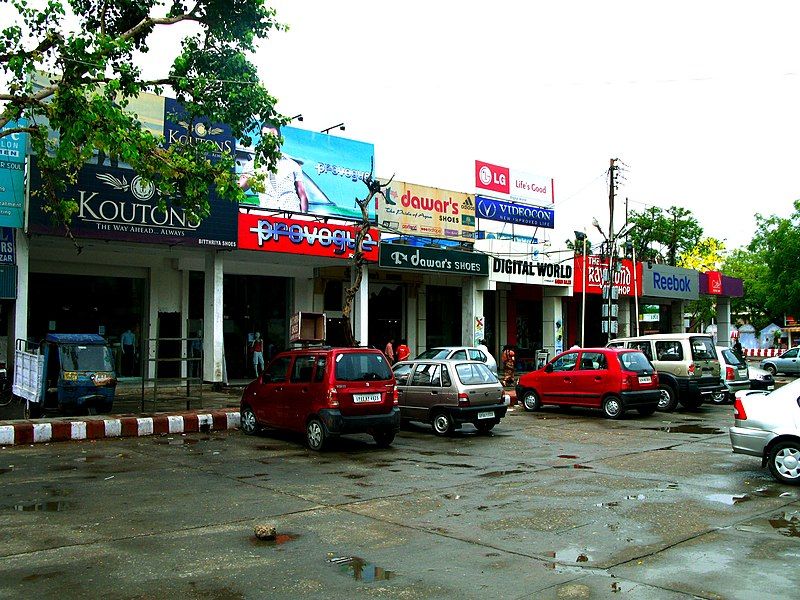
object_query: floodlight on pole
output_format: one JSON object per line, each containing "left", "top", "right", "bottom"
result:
{"left": 321, "top": 122, "right": 345, "bottom": 134}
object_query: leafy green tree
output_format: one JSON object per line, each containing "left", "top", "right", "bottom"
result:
{"left": 678, "top": 237, "right": 726, "bottom": 331}
{"left": 1, "top": 0, "right": 284, "bottom": 231}
{"left": 723, "top": 247, "right": 772, "bottom": 330}
{"left": 626, "top": 206, "right": 703, "bottom": 266}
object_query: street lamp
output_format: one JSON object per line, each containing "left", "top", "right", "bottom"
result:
{"left": 574, "top": 230, "right": 588, "bottom": 347}
{"left": 321, "top": 122, "right": 345, "bottom": 134}
{"left": 290, "top": 114, "right": 304, "bottom": 122}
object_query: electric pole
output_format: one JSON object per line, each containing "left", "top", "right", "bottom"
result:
{"left": 605, "top": 158, "right": 618, "bottom": 343}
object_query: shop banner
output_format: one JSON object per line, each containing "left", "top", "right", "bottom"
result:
{"left": 237, "top": 126, "right": 375, "bottom": 221}
{"left": 475, "top": 159, "right": 554, "bottom": 205}
{"left": 0, "top": 118, "right": 27, "bottom": 227}
{"left": 164, "top": 98, "right": 235, "bottom": 164}
{"left": 699, "top": 271, "right": 744, "bottom": 297}
{"left": 379, "top": 242, "right": 488, "bottom": 275}
{"left": 475, "top": 195, "right": 554, "bottom": 228}
{"left": 28, "top": 157, "right": 238, "bottom": 247}
{"left": 641, "top": 263, "right": 699, "bottom": 300}
{"left": 573, "top": 255, "right": 642, "bottom": 296}
{"left": 377, "top": 180, "right": 475, "bottom": 242}
{"left": 238, "top": 212, "right": 379, "bottom": 261}
{"left": 476, "top": 240, "right": 571, "bottom": 286}
{"left": 0, "top": 227, "right": 14, "bottom": 264}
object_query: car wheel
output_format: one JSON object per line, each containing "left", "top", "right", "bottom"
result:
{"left": 765, "top": 364, "right": 778, "bottom": 376}
{"left": 657, "top": 385, "right": 679, "bottom": 411}
{"left": 521, "top": 390, "right": 541, "bottom": 412}
{"left": 431, "top": 411, "right": 454, "bottom": 436}
{"left": 768, "top": 440, "right": 800, "bottom": 485}
{"left": 637, "top": 405, "right": 657, "bottom": 417}
{"left": 240, "top": 406, "right": 260, "bottom": 436}
{"left": 373, "top": 430, "right": 395, "bottom": 448}
{"left": 710, "top": 391, "right": 728, "bottom": 405}
{"left": 306, "top": 418, "right": 327, "bottom": 451}
{"left": 602, "top": 395, "right": 625, "bottom": 419}
{"left": 475, "top": 420, "right": 496, "bottom": 434}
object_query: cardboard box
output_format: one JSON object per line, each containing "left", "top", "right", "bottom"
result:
{"left": 290, "top": 312, "right": 326, "bottom": 343}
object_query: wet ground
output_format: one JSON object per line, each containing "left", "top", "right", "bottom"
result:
{"left": 1, "top": 402, "right": 799, "bottom": 599}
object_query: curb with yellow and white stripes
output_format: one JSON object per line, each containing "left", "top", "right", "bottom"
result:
{"left": 0, "top": 409, "right": 240, "bottom": 446}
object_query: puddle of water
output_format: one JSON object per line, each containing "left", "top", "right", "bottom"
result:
{"left": 557, "top": 455, "right": 579, "bottom": 459}
{"left": 344, "top": 473, "right": 367, "bottom": 479}
{"left": 251, "top": 533, "right": 298, "bottom": 547}
{"left": 326, "top": 554, "right": 396, "bottom": 582}
{"left": 706, "top": 493, "right": 751, "bottom": 505}
{"left": 479, "top": 469, "right": 525, "bottom": 478}
{"left": 753, "top": 487, "right": 794, "bottom": 498}
{"left": 153, "top": 437, "right": 200, "bottom": 446}
{"left": 573, "top": 464, "right": 593, "bottom": 470}
{"left": 255, "top": 445, "right": 284, "bottom": 451}
{"left": 544, "top": 549, "right": 592, "bottom": 563}
{"left": 769, "top": 514, "right": 800, "bottom": 537}
{"left": 595, "top": 501, "right": 620, "bottom": 508}
{"left": 642, "top": 424, "right": 724, "bottom": 434}
{"left": 0, "top": 467, "right": 13, "bottom": 475}
{"left": 12, "top": 501, "right": 72, "bottom": 512}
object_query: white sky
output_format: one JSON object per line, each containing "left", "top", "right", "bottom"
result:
{"left": 253, "top": 0, "right": 800, "bottom": 251}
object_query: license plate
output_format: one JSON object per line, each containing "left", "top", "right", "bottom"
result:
{"left": 638, "top": 376, "right": 652, "bottom": 384}
{"left": 477, "top": 411, "right": 494, "bottom": 420}
{"left": 353, "top": 393, "right": 381, "bottom": 403}
{"left": 738, "top": 369, "right": 748, "bottom": 377}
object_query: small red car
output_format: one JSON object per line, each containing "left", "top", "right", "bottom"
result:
{"left": 240, "top": 347, "right": 400, "bottom": 450}
{"left": 515, "top": 347, "right": 660, "bottom": 419}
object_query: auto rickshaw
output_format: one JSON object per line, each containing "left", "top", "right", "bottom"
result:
{"left": 16, "top": 333, "right": 117, "bottom": 417}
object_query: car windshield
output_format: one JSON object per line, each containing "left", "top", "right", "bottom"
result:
{"left": 334, "top": 352, "right": 392, "bottom": 381}
{"left": 690, "top": 336, "right": 716, "bottom": 360}
{"left": 60, "top": 344, "right": 114, "bottom": 372}
{"left": 619, "top": 351, "right": 652, "bottom": 373}
{"left": 416, "top": 349, "right": 452, "bottom": 360}
{"left": 721, "top": 349, "right": 744, "bottom": 366}
{"left": 454, "top": 362, "right": 496, "bottom": 385}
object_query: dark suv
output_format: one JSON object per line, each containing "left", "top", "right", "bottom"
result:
{"left": 240, "top": 347, "right": 400, "bottom": 450}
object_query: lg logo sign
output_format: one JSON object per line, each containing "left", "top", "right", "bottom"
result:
{"left": 475, "top": 160, "right": 509, "bottom": 194}
{"left": 478, "top": 165, "right": 493, "bottom": 186}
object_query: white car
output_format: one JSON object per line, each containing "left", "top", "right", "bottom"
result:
{"left": 416, "top": 346, "right": 498, "bottom": 377}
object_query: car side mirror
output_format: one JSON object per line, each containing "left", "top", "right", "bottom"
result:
{"left": 544, "top": 363, "right": 553, "bottom": 373}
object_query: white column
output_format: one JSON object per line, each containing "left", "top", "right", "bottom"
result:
{"left": 541, "top": 291, "right": 564, "bottom": 360}
{"left": 461, "top": 277, "right": 484, "bottom": 346}
{"left": 203, "top": 250, "right": 224, "bottom": 382}
{"left": 352, "top": 265, "right": 369, "bottom": 346}
{"left": 716, "top": 297, "right": 732, "bottom": 345}
{"left": 11, "top": 230, "right": 29, "bottom": 360}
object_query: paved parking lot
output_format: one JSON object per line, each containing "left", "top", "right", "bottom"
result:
{"left": 1, "top": 401, "right": 798, "bottom": 599}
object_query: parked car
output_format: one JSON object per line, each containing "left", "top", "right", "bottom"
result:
{"left": 760, "top": 346, "right": 800, "bottom": 376}
{"left": 392, "top": 359, "right": 508, "bottom": 435}
{"left": 515, "top": 347, "right": 660, "bottom": 419}
{"left": 711, "top": 346, "right": 750, "bottom": 404}
{"left": 748, "top": 365, "right": 776, "bottom": 391}
{"left": 607, "top": 333, "right": 723, "bottom": 411}
{"left": 239, "top": 347, "right": 400, "bottom": 450}
{"left": 729, "top": 378, "right": 800, "bottom": 484}
{"left": 415, "top": 346, "right": 498, "bottom": 376}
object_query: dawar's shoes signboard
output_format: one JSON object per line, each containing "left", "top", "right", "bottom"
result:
{"left": 379, "top": 242, "right": 488, "bottom": 276}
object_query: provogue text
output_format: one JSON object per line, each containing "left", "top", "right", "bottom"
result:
{"left": 249, "top": 218, "right": 378, "bottom": 255}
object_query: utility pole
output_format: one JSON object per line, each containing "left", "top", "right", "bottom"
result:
{"left": 605, "top": 158, "right": 618, "bottom": 343}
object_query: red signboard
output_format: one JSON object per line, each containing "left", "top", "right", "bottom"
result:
{"left": 238, "top": 213, "right": 380, "bottom": 261}
{"left": 573, "top": 255, "right": 642, "bottom": 296}
{"left": 705, "top": 271, "right": 723, "bottom": 295}
{"left": 475, "top": 160, "right": 510, "bottom": 195}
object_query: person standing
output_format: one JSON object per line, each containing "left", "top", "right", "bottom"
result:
{"left": 396, "top": 339, "right": 411, "bottom": 362}
{"left": 384, "top": 338, "right": 395, "bottom": 365}
{"left": 121, "top": 327, "right": 136, "bottom": 376}
{"left": 250, "top": 332, "right": 265, "bottom": 378}
{"left": 500, "top": 344, "right": 516, "bottom": 387}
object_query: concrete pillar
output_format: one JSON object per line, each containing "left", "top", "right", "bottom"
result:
{"left": 203, "top": 250, "right": 224, "bottom": 383}
{"left": 618, "top": 297, "right": 632, "bottom": 338}
{"left": 294, "top": 275, "right": 314, "bottom": 313}
{"left": 416, "top": 285, "right": 427, "bottom": 356}
{"left": 670, "top": 300, "right": 684, "bottom": 333}
{"left": 498, "top": 288, "right": 509, "bottom": 349}
{"left": 716, "top": 297, "right": 732, "bottom": 346}
{"left": 461, "top": 277, "right": 484, "bottom": 346}
{"left": 352, "top": 265, "right": 369, "bottom": 346}
{"left": 11, "top": 230, "right": 29, "bottom": 362}
{"left": 542, "top": 291, "right": 564, "bottom": 360}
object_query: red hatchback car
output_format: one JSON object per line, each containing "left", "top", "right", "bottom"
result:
{"left": 515, "top": 347, "right": 660, "bottom": 419}
{"left": 239, "top": 347, "right": 400, "bottom": 450}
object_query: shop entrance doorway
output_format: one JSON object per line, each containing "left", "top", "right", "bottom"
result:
{"left": 426, "top": 285, "right": 462, "bottom": 348}
{"left": 368, "top": 284, "right": 403, "bottom": 351}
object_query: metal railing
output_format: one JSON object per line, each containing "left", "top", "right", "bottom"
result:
{"left": 140, "top": 336, "right": 203, "bottom": 413}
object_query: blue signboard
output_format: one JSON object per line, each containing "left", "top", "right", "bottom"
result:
{"left": 236, "top": 125, "right": 375, "bottom": 221}
{"left": 475, "top": 195, "right": 555, "bottom": 229}
{"left": 0, "top": 118, "right": 27, "bottom": 227}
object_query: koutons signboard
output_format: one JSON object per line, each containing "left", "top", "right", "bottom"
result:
{"left": 573, "top": 255, "right": 642, "bottom": 296}
{"left": 238, "top": 212, "right": 379, "bottom": 261}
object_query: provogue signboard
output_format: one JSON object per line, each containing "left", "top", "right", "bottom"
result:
{"left": 641, "top": 264, "right": 699, "bottom": 300}
{"left": 238, "top": 212, "right": 379, "bottom": 261}
{"left": 476, "top": 239, "right": 571, "bottom": 286}
{"left": 28, "top": 157, "right": 237, "bottom": 247}
{"left": 475, "top": 195, "right": 554, "bottom": 229}
{"left": 377, "top": 180, "right": 475, "bottom": 242}
{"left": 474, "top": 160, "right": 554, "bottom": 205}
{"left": 379, "top": 243, "right": 488, "bottom": 276}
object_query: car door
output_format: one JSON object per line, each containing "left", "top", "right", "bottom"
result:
{"left": 409, "top": 362, "right": 445, "bottom": 417}
{"left": 539, "top": 351, "right": 579, "bottom": 403}
{"left": 283, "top": 354, "right": 317, "bottom": 431}
{"left": 254, "top": 356, "right": 291, "bottom": 426}
{"left": 393, "top": 362, "right": 415, "bottom": 417}
{"left": 570, "top": 351, "right": 608, "bottom": 407}
{"left": 777, "top": 348, "right": 800, "bottom": 374}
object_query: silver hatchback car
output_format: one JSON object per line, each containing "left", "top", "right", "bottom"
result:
{"left": 729, "top": 378, "right": 800, "bottom": 484}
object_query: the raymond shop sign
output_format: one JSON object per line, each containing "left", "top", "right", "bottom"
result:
{"left": 379, "top": 243, "right": 488, "bottom": 276}
{"left": 474, "top": 160, "right": 555, "bottom": 205}
{"left": 476, "top": 239, "right": 571, "bottom": 286}
{"left": 641, "top": 264, "right": 699, "bottom": 300}
{"left": 238, "top": 212, "right": 380, "bottom": 261}
{"left": 28, "top": 157, "right": 237, "bottom": 247}
{"left": 573, "top": 255, "right": 642, "bottom": 296}
{"left": 377, "top": 180, "right": 476, "bottom": 242}
{"left": 475, "top": 195, "right": 554, "bottom": 229}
